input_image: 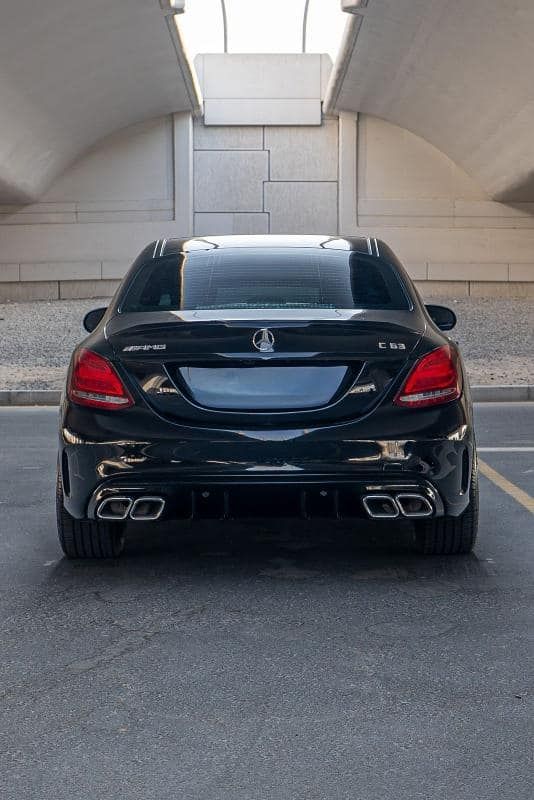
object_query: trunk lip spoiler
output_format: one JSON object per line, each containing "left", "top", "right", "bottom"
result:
{"left": 106, "top": 309, "right": 425, "bottom": 338}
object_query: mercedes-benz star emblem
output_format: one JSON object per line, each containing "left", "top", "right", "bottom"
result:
{"left": 252, "top": 328, "right": 275, "bottom": 353}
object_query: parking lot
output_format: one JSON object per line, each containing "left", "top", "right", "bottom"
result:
{"left": 1, "top": 402, "right": 533, "bottom": 799}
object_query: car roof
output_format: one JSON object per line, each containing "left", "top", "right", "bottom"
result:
{"left": 149, "top": 235, "right": 385, "bottom": 258}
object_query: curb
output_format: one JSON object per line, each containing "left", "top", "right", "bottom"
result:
{"left": 0, "top": 390, "right": 61, "bottom": 406}
{"left": 0, "top": 386, "right": 533, "bottom": 406}
{"left": 472, "top": 385, "right": 534, "bottom": 402}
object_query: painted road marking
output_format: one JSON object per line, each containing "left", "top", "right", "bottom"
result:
{"left": 478, "top": 447, "right": 534, "bottom": 452}
{"left": 479, "top": 459, "right": 534, "bottom": 514}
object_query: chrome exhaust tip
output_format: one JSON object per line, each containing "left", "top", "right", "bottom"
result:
{"left": 395, "top": 493, "right": 433, "bottom": 518}
{"left": 96, "top": 496, "right": 132, "bottom": 521}
{"left": 362, "top": 494, "right": 399, "bottom": 519}
{"left": 130, "top": 497, "right": 165, "bottom": 521}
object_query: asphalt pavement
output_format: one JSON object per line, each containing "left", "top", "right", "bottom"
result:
{"left": 0, "top": 403, "right": 533, "bottom": 800}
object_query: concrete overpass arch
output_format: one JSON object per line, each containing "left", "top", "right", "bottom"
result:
{"left": 326, "top": 0, "right": 534, "bottom": 203}
{"left": 0, "top": 0, "right": 200, "bottom": 203}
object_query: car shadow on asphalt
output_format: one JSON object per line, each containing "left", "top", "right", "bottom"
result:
{"left": 49, "top": 517, "right": 491, "bottom": 588}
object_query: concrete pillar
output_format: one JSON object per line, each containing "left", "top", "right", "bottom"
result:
{"left": 173, "top": 112, "right": 194, "bottom": 236}
{"left": 338, "top": 111, "right": 358, "bottom": 235}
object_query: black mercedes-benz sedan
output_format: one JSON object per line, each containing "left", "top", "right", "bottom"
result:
{"left": 57, "top": 235, "right": 478, "bottom": 558}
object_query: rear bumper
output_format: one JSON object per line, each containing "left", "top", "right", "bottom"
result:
{"left": 85, "top": 474, "right": 446, "bottom": 522}
{"left": 59, "top": 401, "right": 475, "bottom": 521}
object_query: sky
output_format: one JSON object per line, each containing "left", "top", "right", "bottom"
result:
{"left": 177, "top": 0, "right": 348, "bottom": 62}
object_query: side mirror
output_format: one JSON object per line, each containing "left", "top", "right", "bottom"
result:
{"left": 425, "top": 304, "right": 457, "bottom": 331}
{"left": 83, "top": 307, "right": 107, "bottom": 333}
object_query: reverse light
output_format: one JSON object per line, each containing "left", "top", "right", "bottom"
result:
{"left": 68, "top": 349, "right": 133, "bottom": 410}
{"left": 394, "top": 345, "right": 462, "bottom": 409}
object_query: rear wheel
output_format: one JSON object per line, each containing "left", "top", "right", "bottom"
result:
{"left": 56, "top": 470, "right": 125, "bottom": 559}
{"left": 415, "top": 465, "right": 478, "bottom": 555}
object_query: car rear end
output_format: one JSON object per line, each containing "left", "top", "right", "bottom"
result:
{"left": 57, "top": 236, "right": 477, "bottom": 557}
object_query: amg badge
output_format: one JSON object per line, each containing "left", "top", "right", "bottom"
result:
{"left": 122, "top": 344, "right": 167, "bottom": 352}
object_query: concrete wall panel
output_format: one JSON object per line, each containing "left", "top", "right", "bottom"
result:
{"left": 265, "top": 121, "right": 338, "bottom": 182}
{"left": 59, "top": 280, "right": 120, "bottom": 300}
{"left": 415, "top": 281, "right": 470, "bottom": 298}
{"left": 404, "top": 263, "right": 428, "bottom": 281}
{"left": 197, "top": 54, "right": 323, "bottom": 100}
{"left": 194, "top": 124, "right": 264, "bottom": 151}
{"left": 204, "top": 100, "right": 322, "bottom": 127}
{"left": 509, "top": 265, "right": 534, "bottom": 282}
{"left": 0, "top": 281, "right": 59, "bottom": 302}
{"left": 469, "top": 282, "right": 534, "bottom": 299}
{"left": 194, "top": 151, "right": 269, "bottom": 213}
{"left": 20, "top": 262, "right": 101, "bottom": 282}
{"left": 264, "top": 183, "right": 338, "bottom": 234}
{"left": 0, "top": 264, "right": 19, "bottom": 282}
{"left": 102, "top": 261, "right": 133, "bottom": 280}
{"left": 194, "top": 214, "right": 269, "bottom": 235}
{"left": 427, "top": 263, "right": 509, "bottom": 282}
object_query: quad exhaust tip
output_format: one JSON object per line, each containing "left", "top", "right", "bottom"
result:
{"left": 362, "top": 494, "right": 399, "bottom": 519}
{"left": 130, "top": 497, "right": 165, "bottom": 521}
{"left": 362, "top": 493, "right": 433, "bottom": 519}
{"left": 96, "top": 496, "right": 165, "bottom": 521}
{"left": 96, "top": 496, "right": 132, "bottom": 521}
{"left": 395, "top": 493, "right": 433, "bottom": 518}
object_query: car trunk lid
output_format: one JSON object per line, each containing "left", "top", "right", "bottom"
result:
{"left": 106, "top": 309, "right": 424, "bottom": 425}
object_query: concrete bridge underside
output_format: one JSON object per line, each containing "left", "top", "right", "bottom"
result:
{"left": 4, "top": 1, "right": 534, "bottom": 205}
{"left": 0, "top": 0, "right": 200, "bottom": 203}
{"left": 327, "top": 0, "right": 534, "bottom": 202}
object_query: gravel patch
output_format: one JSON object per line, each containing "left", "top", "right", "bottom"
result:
{"left": 436, "top": 296, "right": 533, "bottom": 385}
{"left": 0, "top": 296, "right": 531, "bottom": 390}
{"left": 0, "top": 298, "right": 104, "bottom": 390}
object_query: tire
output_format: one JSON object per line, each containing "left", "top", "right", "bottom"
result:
{"left": 56, "top": 470, "right": 125, "bottom": 559}
{"left": 415, "top": 464, "right": 479, "bottom": 555}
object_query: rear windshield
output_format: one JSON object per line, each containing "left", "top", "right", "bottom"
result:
{"left": 120, "top": 248, "right": 410, "bottom": 312}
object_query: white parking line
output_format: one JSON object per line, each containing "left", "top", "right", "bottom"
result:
{"left": 478, "top": 447, "right": 534, "bottom": 452}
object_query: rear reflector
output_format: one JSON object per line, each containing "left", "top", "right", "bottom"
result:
{"left": 68, "top": 349, "right": 133, "bottom": 410}
{"left": 394, "top": 345, "right": 461, "bottom": 408}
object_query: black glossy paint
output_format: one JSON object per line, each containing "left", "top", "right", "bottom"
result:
{"left": 59, "top": 235, "right": 475, "bottom": 523}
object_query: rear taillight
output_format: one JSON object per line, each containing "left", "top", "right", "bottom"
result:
{"left": 394, "top": 345, "right": 462, "bottom": 409}
{"left": 68, "top": 349, "right": 133, "bottom": 410}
